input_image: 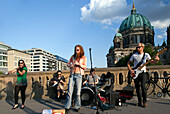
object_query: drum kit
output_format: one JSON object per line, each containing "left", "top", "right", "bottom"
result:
{"left": 81, "top": 86, "right": 95, "bottom": 106}
{"left": 81, "top": 82, "right": 114, "bottom": 112}
{"left": 80, "top": 48, "right": 114, "bottom": 112}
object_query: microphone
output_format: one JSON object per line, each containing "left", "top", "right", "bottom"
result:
{"left": 75, "top": 54, "right": 77, "bottom": 60}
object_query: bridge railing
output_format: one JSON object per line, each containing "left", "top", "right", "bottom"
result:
{"left": 0, "top": 65, "right": 170, "bottom": 100}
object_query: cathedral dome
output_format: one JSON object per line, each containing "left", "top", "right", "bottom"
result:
{"left": 119, "top": 3, "right": 154, "bottom": 32}
{"left": 115, "top": 33, "right": 122, "bottom": 37}
{"left": 109, "top": 45, "right": 114, "bottom": 51}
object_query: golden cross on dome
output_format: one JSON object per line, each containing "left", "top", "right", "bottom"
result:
{"left": 132, "top": 0, "right": 136, "bottom": 10}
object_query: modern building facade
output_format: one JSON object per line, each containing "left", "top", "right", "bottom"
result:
{"left": 107, "top": 2, "right": 155, "bottom": 67}
{"left": 7, "top": 49, "right": 31, "bottom": 72}
{"left": 0, "top": 42, "right": 12, "bottom": 72}
{"left": 23, "top": 48, "right": 58, "bottom": 72}
{"left": 55, "top": 55, "right": 69, "bottom": 70}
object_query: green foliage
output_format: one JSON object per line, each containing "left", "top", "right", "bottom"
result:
{"left": 143, "top": 44, "right": 157, "bottom": 57}
{"left": 0, "top": 71, "right": 3, "bottom": 74}
{"left": 115, "top": 55, "right": 130, "bottom": 67}
{"left": 115, "top": 44, "right": 162, "bottom": 67}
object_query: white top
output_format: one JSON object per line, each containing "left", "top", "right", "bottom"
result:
{"left": 130, "top": 52, "right": 151, "bottom": 72}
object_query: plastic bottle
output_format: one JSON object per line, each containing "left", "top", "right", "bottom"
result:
{"left": 119, "top": 99, "right": 122, "bottom": 106}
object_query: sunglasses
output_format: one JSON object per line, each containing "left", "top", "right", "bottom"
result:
{"left": 58, "top": 74, "right": 61, "bottom": 75}
{"left": 19, "top": 62, "right": 24, "bottom": 64}
{"left": 136, "top": 46, "right": 142, "bottom": 49}
{"left": 76, "top": 49, "right": 80, "bottom": 51}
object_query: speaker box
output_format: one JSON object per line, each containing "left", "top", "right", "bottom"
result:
{"left": 108, "top": 91, "right": 120, "bottom": 106}
{"left": 116, "top": 90, "right": 134, "bottom": 100}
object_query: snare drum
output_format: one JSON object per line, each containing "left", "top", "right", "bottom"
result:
{"left": 81, "top": 87, "right": 94, "bottom": 106}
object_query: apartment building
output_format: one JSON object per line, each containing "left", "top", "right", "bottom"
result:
{"left": 0, "top": 42, "right": 11, "bottom": 72}
{"left": 23, "top": 48, "right": 58, "bottom": 72}
{"left": 7, "top": 49, "right": 31, "bottom": 72}
{"left": 55, "top": 55, "right": 69, "bottom": 70}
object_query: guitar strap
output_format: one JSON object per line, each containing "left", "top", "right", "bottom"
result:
{"left": 133, "top": 52, "right": 145, "bottom": 70}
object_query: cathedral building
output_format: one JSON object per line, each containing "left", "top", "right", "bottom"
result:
{"left": 107, "top": 2, "right": 155, "bottom": 67}
{"left": 160, "top": 25, "right": 170, "bottom": 65}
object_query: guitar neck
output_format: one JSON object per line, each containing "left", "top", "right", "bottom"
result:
{"left": 138, "top": 47, "right": 167, "bottom": 71}
{"left": 138, "top": 59, "right": 152, "bottom": 70}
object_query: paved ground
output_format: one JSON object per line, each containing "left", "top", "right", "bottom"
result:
{"left": 0, "top": 96, "right": 170, "bottom": 114}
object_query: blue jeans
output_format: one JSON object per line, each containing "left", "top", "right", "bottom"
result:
{"left": 65, "top": 73, "right": 82, "bottom": 109}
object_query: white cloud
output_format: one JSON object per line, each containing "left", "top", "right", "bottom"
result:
{"left": 151, "top": 19, "right": 170, "bottom": 29}
{"left": 157, "top": 30, "right": 167, "bottom": 39}
{"left": 135, "top": 0, "right": 170, "bottom": 29}
{"left": 81, "top": 0, "right": 170, "bottom": 29}
{"left": 158, "top": 35, "right": 163, "bottom": 38}
{"left": 81, "top": 0, "right": 130, "bottom": 25}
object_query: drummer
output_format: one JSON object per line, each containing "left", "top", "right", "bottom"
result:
{"left": 83, "top": 68, "right": 99, "bottom": 87}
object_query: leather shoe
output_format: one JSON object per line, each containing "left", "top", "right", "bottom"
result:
{"left": 143, "top": 103, "right": 148, "bottom": 107}
{"left": 136, "top": 103, "right": 143, "bottom": 106}
{"left": 65, "top": 108, "right": 70, "bottom": 114}
{"left": 75, "top": 108, "right": 80, "bottom": 112}
{"left": 21, "top": 105, "right": 25, "bottom": 109}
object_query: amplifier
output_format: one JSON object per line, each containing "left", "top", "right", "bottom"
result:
{"left": 108, "top": 91, "right": 120, "bottom": 106}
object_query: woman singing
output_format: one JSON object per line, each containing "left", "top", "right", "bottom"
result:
{"left": 8, "top": 60, "right": 28, "bottom": 109}
{"left": 65, "top": 45, "right": 87, "bottom": 113}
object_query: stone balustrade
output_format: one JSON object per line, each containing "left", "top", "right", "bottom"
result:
{"left": 0, "top": 65, "right": 170, "bottom": 100}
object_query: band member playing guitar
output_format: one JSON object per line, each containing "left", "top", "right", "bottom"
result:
{"left": 127, "top": 43, "right": 159, "bottom": 107}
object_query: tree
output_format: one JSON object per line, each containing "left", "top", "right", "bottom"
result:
{"left": 143, "top": 44, "right": 162, "bottom": 65}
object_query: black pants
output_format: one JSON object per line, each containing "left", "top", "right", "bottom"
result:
{"left": 134, "top": 73, "right": 147, "bottom": 104}
{"left": 15, "top": 85, "right": 27, "bottom": 105}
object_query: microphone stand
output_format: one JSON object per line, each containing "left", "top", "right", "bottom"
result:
{"left": 89, "top": 48, "right": 100, "bottom": 114}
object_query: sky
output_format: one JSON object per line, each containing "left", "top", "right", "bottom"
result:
{"left": 0, "top": 0, "right": 169, "bottom": 68}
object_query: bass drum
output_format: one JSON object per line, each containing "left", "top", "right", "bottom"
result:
{"left": 81, "top": 87, "right": 94, "bottom": 106}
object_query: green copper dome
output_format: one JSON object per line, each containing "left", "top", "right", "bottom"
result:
{"left": 119, "top": 3, "right": 154, "bottom": 32}
{"left": 109, "top": 45, "right": 114, "bottom": 51}
{"left": 115, "top": 33, "right": 122, "bottom": 37}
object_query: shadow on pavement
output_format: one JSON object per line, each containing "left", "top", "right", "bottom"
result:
{"left": 156, "top": 102, "right": 170, "bottom": 105}
{"left": 5, "top": 100, "right": 40, "bottom": 114}
{"left": 33, "top": 99, "right": 64, "bottom": 109}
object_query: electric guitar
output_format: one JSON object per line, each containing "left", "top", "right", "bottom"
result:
{"left": 130, "top": 48, "right": 167, "bottom": 79}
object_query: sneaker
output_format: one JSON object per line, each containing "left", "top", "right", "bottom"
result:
{"left": 91, "top": 106, "right": 97, "bottom": 109}
{"left": 12, "top": 104, "right": 18, "bottom": 110}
